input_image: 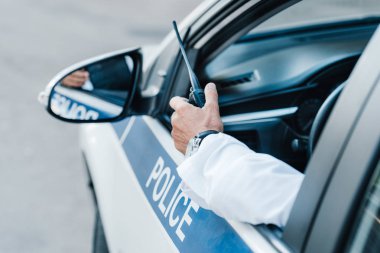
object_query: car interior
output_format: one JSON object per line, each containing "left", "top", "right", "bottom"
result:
{"left": 195, "top": 18, "right": 380, "bottom": 172}
{"left": 158, "top": 1, "right": 380, "bottom": 174}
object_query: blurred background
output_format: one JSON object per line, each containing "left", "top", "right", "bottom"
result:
{"left": 0, "top": 0, "right": 202, "bottom": 252}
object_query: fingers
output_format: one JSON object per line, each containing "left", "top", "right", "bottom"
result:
{"left": 61, "top": 70, "right": 89, "bottom": 87}
{"left": 71, "top": 70, "right": 89, "bottom": 79}
{"left": 169, "top": 96, "right": 191, "bottom": 111}
{"left": 63, "top": 77, "right": 85, "bottom": 87}
{"left": 204, "top": 83, "right": 219, "bottom": 108}
{"left": 69, "top": 71, "right": 89, "bottom": 83}
{"left": 169, "top": 83, "right": 219, "bottom": 111}
{"left": 68, "top": 75, "right": 86, "bottom": 83}
{"left": 62, "top": 76, "right": 83, "bottom": 87}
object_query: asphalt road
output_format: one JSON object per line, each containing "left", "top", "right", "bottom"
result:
{"left": 0, "top": 0, "right": 201, "bottom": 252}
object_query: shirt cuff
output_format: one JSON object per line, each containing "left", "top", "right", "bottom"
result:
{"left": 177, "top": 133, "right": 224, "bottom": 206}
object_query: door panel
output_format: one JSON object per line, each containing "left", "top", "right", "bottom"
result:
{"left": 119, "top": 116, "right": 253, "bottom": 252}
{"left": 81, "top": 114, "right": 285, "bottom": 252}
{"left": 80, "top": 122, "right": 178, "bottom": 253}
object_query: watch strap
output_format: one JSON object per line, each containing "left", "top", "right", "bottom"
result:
{"left": 196, "top": 130, "right": 219, "bottom": 145}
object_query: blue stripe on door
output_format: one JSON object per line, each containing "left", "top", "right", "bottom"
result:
{"left": 114, "top": 117, "right": 252, "bottom": 253}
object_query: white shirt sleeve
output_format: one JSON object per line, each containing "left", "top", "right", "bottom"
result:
{"left": 177, "top": 133, "right": 304, "bottom": 227}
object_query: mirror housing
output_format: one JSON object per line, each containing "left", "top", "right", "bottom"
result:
{"left": 39, "top": 48, "right": 142, "bottom": 123}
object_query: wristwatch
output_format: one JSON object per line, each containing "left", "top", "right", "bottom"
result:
{"left": 185, "top": 130, "right": 219, "bottom": 157}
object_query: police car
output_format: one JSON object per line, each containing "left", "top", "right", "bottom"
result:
{"left": 39, "top": 0, "right": 380, "bottom": 252}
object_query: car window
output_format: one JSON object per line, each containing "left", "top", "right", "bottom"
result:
{"left": 204, "top": 0, "right": 380, "bottom": 104}
{"left": 198, "top": 0, "right": 380, "bottom": 172}
{"left": 253, "top": 0, "right": 380, "bottom": 34}
{"left": 345, "top": 157, "right": 380, "bottom": 253}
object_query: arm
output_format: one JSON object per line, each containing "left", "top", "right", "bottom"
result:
{"left": 170, "top": 83, "right": 303, "bottom": 227}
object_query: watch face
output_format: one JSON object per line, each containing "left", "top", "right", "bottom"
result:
{"left": 185, "top": 131, "right": 218, "bottom": 158}
{"left": 185, "top": 137, "right": 201, "bottom": 158}
{"left": 185, "top": 138, "right": 195, "bottom": 158}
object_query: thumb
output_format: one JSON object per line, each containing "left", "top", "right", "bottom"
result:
{"left": 204, "top": 83, "right": 219, "bottom": 108}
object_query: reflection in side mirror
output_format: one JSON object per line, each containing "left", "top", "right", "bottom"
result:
{"left": 40, "top": 48, "right": 141, "bottom": 123}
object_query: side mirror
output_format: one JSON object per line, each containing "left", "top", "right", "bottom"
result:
{"left": 39, "top": 48, "right": 142, "bottom": 122}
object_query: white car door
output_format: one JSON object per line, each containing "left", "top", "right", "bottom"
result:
{"left": 81, "top": 114, "right": 276, "bottom": 252}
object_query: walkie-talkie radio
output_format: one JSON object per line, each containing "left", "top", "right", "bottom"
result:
{"left": 172, "top": 21, "right": 205, "bottom": 107}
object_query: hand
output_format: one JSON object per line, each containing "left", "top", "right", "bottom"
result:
{"left": 169, "top": 83, "right": 223, "bottom": 154}
{"left": 61, "top": 70, "right": 89, "bottom": 88}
